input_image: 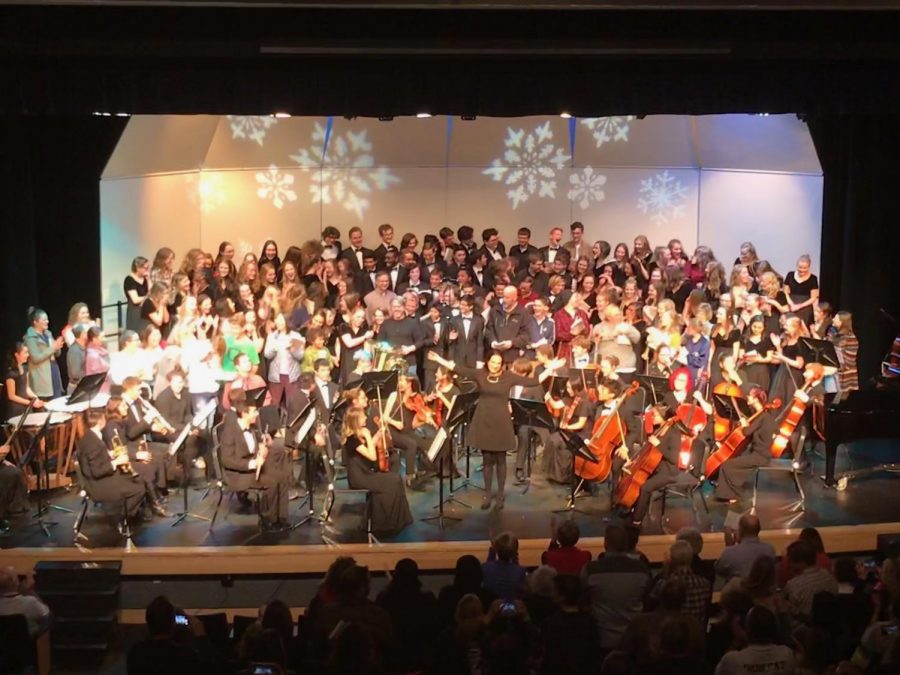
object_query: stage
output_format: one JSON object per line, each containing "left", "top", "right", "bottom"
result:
{"left": 3, "top": 439, "right": 900, "bottom": 577}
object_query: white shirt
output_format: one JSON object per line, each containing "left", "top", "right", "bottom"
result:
{"left": 316, "top": 379, "right": 331, "bottom": 409}
{"left": 714, "top": 644, "right": 794, "bottom": 675}
{"left": 0, "top": 593, "right": 51, "bottom": 637}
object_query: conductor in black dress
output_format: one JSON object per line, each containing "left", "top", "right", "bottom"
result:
{"left": 219, "top": 393, "right": 292, "bottom": 527}
{"left": 77, "top": 409, "right": 147, "bottom": 520}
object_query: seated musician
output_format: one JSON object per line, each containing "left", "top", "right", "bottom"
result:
{"left": 219, "top": 391, "right": 291, "bottom": 528}
{"left": 714, "top": 387, "right": 777, "bottom": 504}
{"left": 0, "top": 436, "right": 29, "bottom": 529}
{"left": 344, "top": 349, "right": 373, "bottom": 388}
{"left": 647, "top": 344, "right": 678, "bottom": 379}
{"left": 79, "top": 408, "right": 160, "bottom": 521}
{"left": 543, "top": 379, "right": 592, "bottom": 485}
{"left": 153, "top": 368, "right": 208, "bottom": 481}
{"left": 570, "top": 335, "right": 592, "bottom": 369}
{"left": 663, "top": 367, "right": 713, "bottom": 476}
{"left": 103, "top": 396, "right": 169, "bottom": 514}
{"left": 119, "top": 377, "right": 178, "bottom": 486}
{"left": 512, "top": 358, "right": 548, "bottom": 485}
{"left": 595, "top": 378, "right": 632, "bottom": 481}
{"left": 598, "top": 354, "right": 620, "bottom": 382}
{"left": 381, "top": 374, "right": 435, "bottom": 488}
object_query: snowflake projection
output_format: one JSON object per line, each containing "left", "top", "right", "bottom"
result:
{"left": 290, "top": 122, "right": 400, "bottom": 220}
{"left": 226, "top": 116, "right": 277, "bottom": 146}
{"left": 255, "top": 165, "right": 297, "bottom": 209}
{"left": 637, "top": 170, "right": 688, "bottom": 225}
{"left": 185, "top": 171, "right": 226, "bottom": 214}
{"left": 568, "top": 167, "right": 607, "bottom": 210}
{"left": 580, "top": 116, "right": 636, "bottom": 148}
{"left": 483, "top": 121, "right": 571, "bottom": 209}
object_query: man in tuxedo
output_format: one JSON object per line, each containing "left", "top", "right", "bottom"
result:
{"left": 153, "top": 369, "right": 207, "bottom": 480}
{"left": 478, "top": 227, "right": 506, "bottom": 264}
{"left": 550, "top": 250, "right": 574, "bottom": 289}
{"left": 77, "top": 409, "right": 153, "bottom": 520}
{"left": 539, "top": 226, "right": 565, "bottom": 264}
{"left": 516, "top": 253, "right": 550, "bottom": 296}
{"left": 310, "top": 359, "right": 342, "bottom": 458}
{"left": 340, "top": 226, "right": 370, "bottom": 276}
{"left": 510, "top": 227, "right": 540, "bottom": 270}
{"left": 356, "top": 251, "right": 378, "bottom": 297}
{"left": 420, "top": 302, "right": 449, "bottom": 390}
{"left": 485, "top": 286, "right": 530, "bottom": 364}
{"left": 321, "top": 226, "right": 342, "bottom": 261}
{"left": 120, "top": 377, "right": 179, "bottom": 486}
{"left": 383, "top": 249, "right": 406, "bottom": 292}
{"left": 447, "top": 294, "right": 485, "bottom": 368}
{"left": 457, "top": 225, "right": 476, "bottom": 257}
{"left": 445, "top": 246, "right": 469, "bottom": 281}
{"left": 372, "top": 223, "right": 398, "bottom": 266}
{"left": 420, "top": 242, "right": 446, "bottom": 278}
{"left": 219, "top": 392, "right": 292, "bottom": 527}
{"left": 439, "top": 227, "right": 457, "bottom": 263}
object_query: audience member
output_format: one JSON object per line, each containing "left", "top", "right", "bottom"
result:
{"left": 783, "top": 540, "right": 838, "bottom": 623}
{"left": 542, "top": 517, "right": 592, "bottom": 576}
{"left": 437, "top": 555, "right": 496, "bottom": 628}
{"left": 715, "top": 514, "right": 775, "bottom": 582}
{"left": 706, "top": 589, "right": 755, "bottom": 666}
{"left": 777, "top": 527, "right": 833, "bottom": 587}
{"left": 483, "top": 532, "right": 527, "bottom": 601}
{"left": 482, "top": 599, "right": 540, "bottom": 675}
{"left": 581, "top": 523, "right": 651, "bottom": 651}
{"left": 433, "top": 593, "right": 487, "bottom": 675}
{"left": 677, "top": 525, "right": 716, "bottom": 588}
{"left": 540, "top": 574, "right": 602, "bottom": 674}
{"left": 647, "top": 540, "right": 712, "bottom": 623}
{"left": 521, "top": 565, "right": 558, "bottom": 626}
{"left": 0, "top": 567, "right": 51, "bottom": 638}
{"left": 304, "top": 556, "right": 355, "bottom": 634}
{"left": 644, "top": 615, "right": 708, "bottom": 675}
{"left": 714, "top": 606, "right": 795, "bottom": 675}
{"left": 375, "top": 558, "right": 438, "bottom": 673}
{"left": 126, "top": 596, "right": 209, "bottom": 675}
{"left": 851, "top": 595, "right": 900, "bottom": 671}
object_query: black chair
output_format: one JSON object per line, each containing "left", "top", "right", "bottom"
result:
{"left": 0, "top": 614, "right": 36, "bottom": 674}
{"left": 208, "top": 422, "right": 266, "bottom": 531}
{"left": 197, "top": 612, "right": 231, "bottom": 654}
{"left": 232, "top": 614, "right": 257, "bottom": 645}
{"left": 660, "top": 472, "right": 709, "bottom": 525}
{"left": 73, "top": 459, "right": 132, "bottom": 542}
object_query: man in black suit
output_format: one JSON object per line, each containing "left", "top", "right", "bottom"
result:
{"left": 477, "top": 227, "right": 506, "bottom": 264}
{"left": 219, "top": 392, "right": 291, "bottom": 527}
{"left": 340, "top": 226, "right": 371, "bottom": 276}
{"left": 153, "top": 369, "right": 207, "bottom": 480}
{"left": 485, "top": 286, "right": 531, "bottom": 364}
{"left": 516, "top": 253, "right": 550, "bottom": 296}
{"left": 445, "top": 246, "right": 469, "bottom": 281}
{"left": 311, "top": 359, "right": 342, "bottom": 454}
{"left": 77, "top": 409, "right": 149, "bottom": 520}
{"left": 447, "top": 294, "right": 485, "bottom": 368}
{"left": 383, "top": 249, "right": 407, "bottom": 292}
{"left": 372, "top": 223, "right": 398, "bottom": 266}
{"left": 457, "top": 225, "right": 476, "bottom": 257}
{"left": 420, "top": 302, "right": 450, "bottom": 390}
{"left": 509, "top": 227, "right": 540, "bottom": 271}
{"left": 420, "top": 241, "right": 446, "bottom": 278}
{"left": 321, "top": 225, "right": 342, "bottom": 261}
{"left": 120, "top": 377, "right": 179, "bottom": 487}
{"left": 539, "top": 226, "right": 565, "bottom": 264}
{"left": 356, "top": 251, "right": 378, "bottom": 297}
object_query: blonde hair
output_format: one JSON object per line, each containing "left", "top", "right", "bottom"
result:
{"left": 759, "top": 271, "right": 781, "bottom": 298}
{"left": 341, "top": 408, "right": 368, "bottom": 442}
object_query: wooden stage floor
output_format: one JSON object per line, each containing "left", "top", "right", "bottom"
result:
{"left": 3, "top": 439, "right": 900, "bottom": 575}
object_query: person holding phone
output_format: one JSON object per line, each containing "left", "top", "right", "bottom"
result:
{"left": 126, "top": 595, "right": 209, "bottom": 675}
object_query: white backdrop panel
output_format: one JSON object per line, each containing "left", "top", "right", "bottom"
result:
{"left": 574, "top": 116, "right": 697, "bottom": 169}
{"left": 698, "top": 170, "right": 823, "bottom": 275}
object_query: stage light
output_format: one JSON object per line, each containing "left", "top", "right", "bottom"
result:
{"left": 461, "top": 115, "right": 477, "bottom": 121}
{"left": 272, "top": 112, "right": 292, "bottom": 119}
{"left": 378, "top": 116, "right": 394, "bottom": 122}
{"left": 559, "top": 112, "right": 572, "bottom": 119}
{"left": 416, "top": 113, "right": 432, "bottom": 119}
{"left": 92, "top": 111, "right": 113, "bottom": 117}
{"left": 115, "top": 113, "right": 131, "bottom": 118}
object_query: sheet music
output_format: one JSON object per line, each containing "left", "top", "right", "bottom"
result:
{"left": 427, "top": 427, "right": 448, "bottom": 463}
{"left": 295, "top": 410, "right": 317, "bottom": 445}
{"left": 169, "top": 399, "right": 218, "bottom": 456}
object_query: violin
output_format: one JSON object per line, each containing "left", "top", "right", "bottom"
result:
{"left": 615, "top": 416, "right": 680, "bottom": 509}
{"left": 374, "top": 387, "right": 393, "bottom": 472}
{"left": 404, "top": 392, "right": 440, "bottom": 429}
{"left": 578, "top": 381, "right": 639, "bottom": 483}
{"left": 705, "top": 398, "right": 781, "bottom": 478}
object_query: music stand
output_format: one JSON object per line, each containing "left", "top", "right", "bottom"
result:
{"left": 799, "top": 337, "right": 840, "bottom": 369}
{"left": 244, "top": 387, "right": 269, "bottom": 410}
{"left": 712, "top": 393, "right": 753, "bottom": 425}
{"left": 285, "top": 401, "right": 323, "bottom": 529}
{"left": 423, "top": 390, "right": 478, "bottom": 528}
{"left": 635, "top": 375, "right": 669, "bottom": 407}
{"left": 22, "top": 414, "right": 62, "bottom": 537}
{"left": 171, "top": 399, "right": 218, "bottom": 527}
{"left": 510, "top": 398, "right": 555, "bottom": 495}
{"left": 545, "top": 375, "right": 569, "bottom": 399}
{"left": 360, "top": 370, "right": 399, "bottom": 397}
{"left": 568, "top": 369, "right": 598, "bottom": 393}
{"left": 553, "top": 430, "right": 598, "bottom": 515}
{"left": 448, "top": 389, "right": 481, "bottom": 493}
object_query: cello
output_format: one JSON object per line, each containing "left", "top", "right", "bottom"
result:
{"left": 615, "top": 415, "right": 681, "bottom": 509}
{"left": 770, "top": 363, "right": 825, "bottom": 458}
{"left": 712, "top": 381, "right": 745, "bottom": 442}
{"left": 705, "top": 397, "right": 782, "bottom": 478}
{"left": 578, "top": 380, "right": 639, "bottom": 483}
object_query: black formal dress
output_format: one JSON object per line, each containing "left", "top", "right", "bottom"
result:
{"left": 454, "top": 366, "right": 538, "bottom": 453}
{"left": 344, "top": 435, "right": 412, "bottom": 533}
{"left": 77, "top": 429, "right": 146, "bottom": 518}
{"left": 714, "top": 410, "right": 777, "bottom": 500}
{"left": 740, "top": 336, "right": 774, "bottom": 392}
{"left": 4, "top": 367, "right": 30, "bottom": 418}
{"left": 218, "top": 411, "right": 291, "bottom": 524}
{"left": 544, "top": 397, "right": 594, "bottom": 484}
{"left": 123, "top": 276, "right": 149, "bottom": 332}
{"left": 784, "top": 271, "right": 819, "bottom": 326}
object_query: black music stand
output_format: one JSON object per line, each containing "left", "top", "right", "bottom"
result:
{"left": 285, "top": 401, "right": 323, "bottom": 529}
{"left": 450, "top": 388, "right": 482, "bottom": 494}
{"left": 245, "top": 387, "right": 269, "bottom": 410}
{"left": 68, "top": 371, "right": 108, "bottom": 408}
{"left": 21, "top": 414, "right": 61, "bottom": 537}
{"left": 799, "top": 337, "right": 840, "bottom": 369}
{"left": 553, "top": 430, "right": 599, "bottom": 515}
{"left": 635, "top": 375, "right": 669, "bottom": 407}
{"left": 568, "top": 368, "right": 598, "bottom": 392}
{"left": 510, "top": 398, "right": 555, "bottom": 495}
{"left": 545, "top": 375, "right": 570, "bottom": 399}
{"left": 423, "top": 390, "right": 478, "bottom": 528}
{"left": 712, "top": 393, "right": 753, "bottom": 426}
{"left": 171, "top": 399, "right": 218, "bottom": 527}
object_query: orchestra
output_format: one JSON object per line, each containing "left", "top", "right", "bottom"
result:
{"left": 1, "top": 223, "right": 860, "bottom": 536}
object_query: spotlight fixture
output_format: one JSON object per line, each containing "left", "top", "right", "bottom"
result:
{"left": 559, "top": 112, "right": 572, "bottom": 119}
{"left": 272, "top": 112, "right": 292, "bottom": 119}
{"left": 460, "top": 115, "right": 476, "bottom": 121}
{"left": 115, "top": 113, "right": 131, "bottom": 118}
{"left": 416, "top": 113, "right": 432, "bottom": 119}
{"left": 378, "top": 116, "right": 394, "bottom": 122}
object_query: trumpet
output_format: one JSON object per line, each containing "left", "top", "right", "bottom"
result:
{"left": 142, "top": 398, "right": 176, "bottom": 434}
{"left": 110, "top": 429, "right": 136, "bottom": 475}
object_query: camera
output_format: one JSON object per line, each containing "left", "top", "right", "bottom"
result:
{"left": 499, "top": 601, "right": 517, "bottom": 616}
{"left": 174, "top": 612, "right": 189, "bottom": 626}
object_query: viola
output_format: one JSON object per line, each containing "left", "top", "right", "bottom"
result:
{"left": 705, "top": 398, "right": 781, "bottom": 478}
{"left": 405, "top": 392, "right": 439, "bottom": 429}
{"left": 374, "top": 388, "right": 392, "bottom": 472}
{"left": 712, "top": 381, "right": 745, "bottom": 441}
{"left": 578, "top": 380, "right": 640, "bottom": 483}
{"left": 615, "top": 416, "right": 680, "bottom": 509}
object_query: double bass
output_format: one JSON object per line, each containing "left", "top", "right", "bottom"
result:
{"left": 615, "top": 415, "right": 681, "bottom": 509}
{"left": 578, "top": 381, "right": 639, "bottom": 483}
{"left": 705, "top": 398, "right": 782, "bottom": 478}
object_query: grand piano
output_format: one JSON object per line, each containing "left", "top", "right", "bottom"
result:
{"left": 824, "top": 384, "right": 900, "bottom": 487}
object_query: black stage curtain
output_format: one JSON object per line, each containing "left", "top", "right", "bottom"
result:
{"left": 808, "top": 114, "right": 900, "bottom": 383}
{"left": 0, "top": 117, "right": 126, "bottom": 352}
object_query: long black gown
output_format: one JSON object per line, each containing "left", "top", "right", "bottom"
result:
{"left": 454, "top": 366, "right": 539, "bottom": 453}
{"left": 344, "top": 435, "right": 412, "bottom": 533}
